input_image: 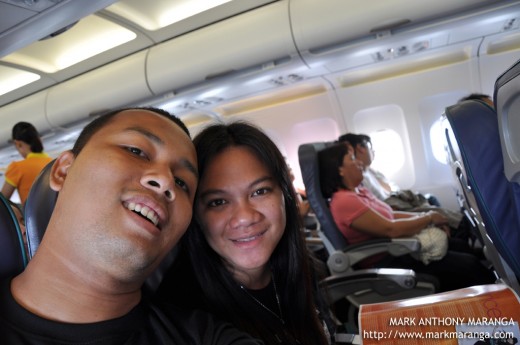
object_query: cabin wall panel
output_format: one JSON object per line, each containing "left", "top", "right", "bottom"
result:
{"left": 220, "top": 91, "right": 344, "bottom": 189}
{"left": 331, "top": 59, "right": 480, "bottom": 209}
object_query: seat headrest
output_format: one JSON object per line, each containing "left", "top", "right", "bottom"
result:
{"left": 298, "top": 142, "right": 349, "bottom": 250}
{"left": 0, "top": 194, "right": 27, "bottom": 278}
{"left": 24, "top": 160, "right": 57, "bottom": 259}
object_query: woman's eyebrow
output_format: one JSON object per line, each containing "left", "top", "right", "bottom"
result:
{"left": 198, "top": 176, "right": 273, "bottom": 199}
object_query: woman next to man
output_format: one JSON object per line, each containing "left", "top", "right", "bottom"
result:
{"left": 157, "top": 122, "right": 333, "bottom": 345}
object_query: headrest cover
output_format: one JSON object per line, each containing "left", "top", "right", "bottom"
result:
{"left": 24, "top": 160, "right": 57, "bottom": 259}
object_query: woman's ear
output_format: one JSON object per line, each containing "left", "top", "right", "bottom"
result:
{"left": 49, "top": 151, "right": 75, "bottom": 192}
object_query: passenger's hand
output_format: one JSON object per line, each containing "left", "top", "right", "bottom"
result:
{"left": 427, "top": 211, "right": 449, "bottom": 227}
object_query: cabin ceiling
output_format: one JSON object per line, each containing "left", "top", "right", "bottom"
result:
{"left": 1, "top": 0, "right": 513, "bottom": 108}
{"left": 0, "top": 0, "right": 518, "bottom": 161}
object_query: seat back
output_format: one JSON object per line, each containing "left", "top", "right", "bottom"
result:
{"left": 495, "top": 58, "right": 520, "bottom": 184}
{"left": 0, "top": 193, "right": 27, "bottom": 278}
{"left": 24, "top": 160, "right": 57, "bottom": 259}
{"left": 298, "top": 142, "right": 348, "bottom": 252}
{"left": 442, "top": 100, "right": 520, "bottom": 293}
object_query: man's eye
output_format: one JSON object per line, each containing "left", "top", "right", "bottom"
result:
{"left": 208, "top": 199, "right": 226, "bottom": 207}
{"left": 175, "top": 177, "right": 189, "bottom": 193}
{"left": 126, "top": 146, "right": 145, "bottom": 157}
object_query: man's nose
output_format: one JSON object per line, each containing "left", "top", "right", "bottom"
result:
{"left": 141, "top": 166, "right": 175, "bottom": 201}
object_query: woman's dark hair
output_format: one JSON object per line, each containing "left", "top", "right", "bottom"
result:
{"left": 71, "top": 107, "right": 190, "bottom": 156}
{"left": 182, "top": 121, "right": 330, "bottom": 344}
{"left": 12, "top": 122, "right": 44, "bottom": 153}
{"left": 318, "top": 142, "right": 349, "bottom": 199}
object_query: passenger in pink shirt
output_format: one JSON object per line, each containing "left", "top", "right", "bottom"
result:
{"left": 318, "top": 142, "right": 494, "bottom": 292}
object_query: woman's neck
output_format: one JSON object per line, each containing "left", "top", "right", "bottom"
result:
{"left": 232, "top": 266, "right": 271, "bottom": 290}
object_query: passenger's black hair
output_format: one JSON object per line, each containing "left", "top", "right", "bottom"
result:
{"left": 458, "top": 93, "right": 492, "bottom": 103}
{"left": 12, "top": 122, "right": 44, "bottom": 153}
{"left": 338, "top": 132, "right": 371, "bottom": 148}
{"left": 71, "top": 107, "right": 190, "bottom": 156}
{"left": 179, "top": 121, "right": 331, "bottom": 345}
{"left": 318, "top": 142, "right": 349, "bottom": 199}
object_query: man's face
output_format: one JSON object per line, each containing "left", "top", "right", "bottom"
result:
{"left": 355, "top": 141, "right": 374, "bottom": 168}
{"left": 49, "top": 109, "right": 197, "bottom": 282}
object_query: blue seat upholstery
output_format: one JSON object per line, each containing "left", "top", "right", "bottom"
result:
{"left": 442, "top": 99, "right": 520, "bottom": 293}
{"left": 495, "top": 58, "right": 520, "bottom": 184}
{"left": 0, "top": 193, "right": 27, "bottom": 279}
{"left": 24, "top": 160, "right": 56, "bottom": 259}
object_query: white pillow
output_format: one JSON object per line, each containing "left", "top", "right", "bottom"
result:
{"left": 412, "top": 226, "right": 449, "bottom": 265}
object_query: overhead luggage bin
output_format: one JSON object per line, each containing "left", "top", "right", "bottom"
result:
{"left": 45, "top": 51, "right": 151, "bottom": 129}
{"left": 146, "top": 1, "right": 302, "bottom": 96}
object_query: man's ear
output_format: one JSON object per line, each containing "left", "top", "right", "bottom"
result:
{"left": 49, "top": 151, "right": 75, "bottom": 192}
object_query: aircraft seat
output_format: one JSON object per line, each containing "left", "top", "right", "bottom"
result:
{"left": 0, "top": 193, "right": 27, "bottom": 279}
{"left": 297, "top": 142, "right": 437, "bottom": 328}
{"left": 495, "top": 57, "right": 520, "bottom": 184}
{"left": 442, "top": 99, "right": 520, "bottom": 294}
{"left": 298, "top": 142, "right": 430, "bottom": 276}
{"left": 24, "top": 160, "right": 56, "bottom": 259}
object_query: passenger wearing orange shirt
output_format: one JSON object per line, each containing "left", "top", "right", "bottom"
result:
{"left": 1, "top": 122, "right": 52, "bottom": 204}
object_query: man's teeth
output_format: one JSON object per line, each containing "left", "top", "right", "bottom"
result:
{"left": 127, "top": 202, "right": 159, "bottom": 226}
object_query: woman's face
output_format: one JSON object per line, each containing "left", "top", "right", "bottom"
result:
{"left": 195, "top": 146, "right": 286, "bottom": 286}
{"left": 339, "top": 145, "right": 364, "bottom": 189}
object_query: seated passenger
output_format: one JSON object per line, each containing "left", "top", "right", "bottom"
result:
{"left": 157, "top": 122, "right": 333, "bottom": 345}
{"left": 318, "top": 142, "right": 495, "bottom": 292}
{"left": 338, "top": 133, "right": 469, "bottom": 238}
{"left": 0, "top": 108, "right": 261, "bottom": 345}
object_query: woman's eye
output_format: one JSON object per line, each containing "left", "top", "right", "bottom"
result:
{"left": 253, "top": 187, "right": 270, "bottom": 196}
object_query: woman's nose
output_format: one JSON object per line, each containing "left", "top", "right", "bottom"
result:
{"left": 229, "top": 201, "right": 259, "bottom": 228}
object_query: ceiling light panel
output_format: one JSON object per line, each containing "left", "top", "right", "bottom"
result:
{"left": 106, "top": 0, "right": 232, "bottom": 31}
{"left": 0, "top": 65, "right": 40, "bottom": 96}
{"left": 1, "top": 15, "right": 136, "bottom": 73}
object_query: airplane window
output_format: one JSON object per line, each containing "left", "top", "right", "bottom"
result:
{"left": 430, "top": 118, "right": 448, "bottom": 165}
{"left": 369, "top": 129, "right": 405, "bottom": 178}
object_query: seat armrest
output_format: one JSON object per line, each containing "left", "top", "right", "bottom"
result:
{"left": 327, "top": 238, "right": 421, "bottom": 274}
{"left": 320, "top": 268, "right": 417, "bottom": 304}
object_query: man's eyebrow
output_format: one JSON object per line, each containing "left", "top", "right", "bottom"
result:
{"left": 125, "top": 126, "right": 198, "bottom": 179}
{"left": 126, "top": 126, "right": 164, "bottom": 145}
{"left": 180, "top": 158, "right": 198, "bottom": 179}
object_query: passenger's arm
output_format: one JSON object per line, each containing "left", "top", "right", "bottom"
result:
{"left": 1, "top": 182, "right": 15, "bottom": 199}
{"left": 351, "top": 209, "right": 447, "bottom": 238}
{"left": 392, "top": 211, "right": 418, "bottom": 219}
